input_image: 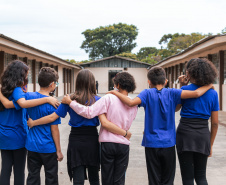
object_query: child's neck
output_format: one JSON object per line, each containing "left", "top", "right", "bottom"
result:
{"left": 39, "top": 88, "right": 51, "bottom": 96}
{"left": 118, "top": 89, "right": 128, "bottom": 96}
{"left": 152, "top": 84, "right": 164, "bottom": 90}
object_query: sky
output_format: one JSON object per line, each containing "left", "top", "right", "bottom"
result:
{"left": 0, "top": 0, "right": 225, "bottom": 61}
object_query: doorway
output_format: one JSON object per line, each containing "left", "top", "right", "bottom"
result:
{"left": 108, "top": 70, "right": 122, "bottom": 91}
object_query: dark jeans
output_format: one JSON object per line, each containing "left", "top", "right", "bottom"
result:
{"left": 73, "top": 165, "right": 99, "bottom": 185}
{"left": 101, "top": 142, "right": 129, "bottom": 185}
{"left": 178, "top": 152, "right": 208, "bottom": 185}
{"left": 26, "top": 151, "right": 58, "bottom": 185}
{"left": 145, "top": 146, "right": 176, "bottom": 185}
{"left": 0, "top": 148, "right": 27, "bottom": 185}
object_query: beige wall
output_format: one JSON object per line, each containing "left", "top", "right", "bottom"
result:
{"left": 83, "top": 67, "right": 149, "bottom": 93}
{"left": 223, "top": 85, "right": 226, "bottom": 111}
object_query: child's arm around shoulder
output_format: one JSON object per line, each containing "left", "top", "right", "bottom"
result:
{"left": 13, "top": 87, "right": 60, "bottom": 109}
{"left": 180, "top": 84, "right": 213, "bottom": 99}
{"left": 27, "top": 112, "right": 60, "bottom": 128}
{"left": 0, "top": 90, "right": 15, "bottom": 108}
{"left": 61, "top": 94, "right": 109, "bottom": 119}
{"left": 107, "top": 90, "right": 141, "bottom": 107}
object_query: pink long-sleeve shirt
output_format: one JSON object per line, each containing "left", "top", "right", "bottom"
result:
{"left": 69, "top": 94, "right": 138, "bottom": 145}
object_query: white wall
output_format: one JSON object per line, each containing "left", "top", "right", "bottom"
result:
{"left": 57, "top": 65, "right": 64, "bottom": 96}
{"left": 84, "top": 67, "right": 149, "bottom": 93}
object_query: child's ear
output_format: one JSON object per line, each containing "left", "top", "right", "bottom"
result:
{"left": 148, "top": 80, "right": 151, "bottom": 86}
{"left": 117, "top": 84, "right": 120, "bottom": 89}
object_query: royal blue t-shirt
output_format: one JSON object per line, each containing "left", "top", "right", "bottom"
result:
{"left": 0, "top": 95, "right": 27, "bottom": 150}
{"left": 137, "top": 88, "right": 182, "bottom": 148}
{"left": 180, "top": 84, "right": 219, "bottom": 119}
{"left": 55, "top": 96, "right": 100, "bottom": 127}
{"left": 24, "top": 92, "right": 61, "bottom": 153}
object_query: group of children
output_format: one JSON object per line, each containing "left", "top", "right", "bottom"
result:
{"left": 0, "top": 57, "right": 219, "bottom": 185}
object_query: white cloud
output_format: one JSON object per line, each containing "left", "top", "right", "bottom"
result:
{"left": 0, "top": 0, "right": 225, "bottom": 61}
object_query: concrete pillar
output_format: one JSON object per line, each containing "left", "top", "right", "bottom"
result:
{"left": 32, "top": 60, "right": 36, "bottom": 92}
{"left": 0, "top": 51, "right": 5, "bottom": 79}
{"left": 219, "top": 51, "right": 224, "bottom": 110}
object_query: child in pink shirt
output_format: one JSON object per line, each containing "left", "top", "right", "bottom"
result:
{"left": 62, "top": 72, "right": 138, "bottom": 185}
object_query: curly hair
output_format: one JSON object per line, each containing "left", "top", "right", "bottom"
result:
{"left": 147, "top": 67, "right": 166, "bottom": 85}
{"left": 186, "top": 58, "right": 218, "bottom": 86}
{"left": 38, "top": 67, "right": 59, "bottom": 87}
{"left": 0, "top": 60, "right": 29, "bottom": 111}
{"left": 113, "top": 72, "right": 136, "bottom": 93}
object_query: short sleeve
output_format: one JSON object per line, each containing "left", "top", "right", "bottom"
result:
{"left": 137, "top": 89, "right": 148, "bottom": 107}
{"left": 212, "top": 92, "right": 220, "bottom": 111}
{"left": 13, "top": 100, "right": 21, "bottom": 110}
{"left": 50, "top": 117, "right": 61, "bottom": 125}
{"left": 12, "top": 87, "right": 26, "bottom": 102}
{"left": 55, "top": 104, "right": 69, "bottom": 118}
{"left": 172, "top": 88, "right": 182, "bottom": 105}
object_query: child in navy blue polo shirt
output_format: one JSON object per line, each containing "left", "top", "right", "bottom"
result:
{"left": 109, "top": 67, "right": 213, "bottom": 185}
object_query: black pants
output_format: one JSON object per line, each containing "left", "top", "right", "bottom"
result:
{"left": 0, "top": 148, "right": 27, "bottom": 185}
{"left": 101, "top": 142, "right": 129, "bottom": 185}
{"left": 26, "top": 151, "right": 58, "bottom": 185}
{"left": 145, "top": 146, "right": 176, "bottom": 185}
{"left": 73, "top": 165, "right": 99, "bottom": 185}
{"left": 178, "top": 152, "right": 208, "bottom": 185}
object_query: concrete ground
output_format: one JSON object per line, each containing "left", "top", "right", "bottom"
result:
{"left": 3, "top": 94, "right": 226, "bottom": 184}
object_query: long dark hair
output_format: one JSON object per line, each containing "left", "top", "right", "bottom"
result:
{"left": 0, "top": 60, "right": 29, "bottom": 111}
{"left": 70, "top": 69, "right": 97, "bottom": 106}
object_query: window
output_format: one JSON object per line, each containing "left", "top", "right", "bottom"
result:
{"left": 4, "top": 53, "right": 13, "bottom": 69}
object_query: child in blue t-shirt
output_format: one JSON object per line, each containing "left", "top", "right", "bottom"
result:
{"left": 109, "top": 66, "right": 213, "bottom": 185}
{"left": 0, "top": 61, "right": 59, "bottom": 185}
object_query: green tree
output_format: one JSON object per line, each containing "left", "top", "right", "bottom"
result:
{"left": 81, "top": 23, "right": 138, "bottom": 60}
{"left": 158, "top": 33, "right": 206, "bottom": 59}
{"left": 222, "top": 27, "right": 226, "bottom": 34}
{"left": 117, "top": 52, "right": 137, "bottom": 60}
{"left": 141, "top": 54, "right": 161, "bottom": 65}
{"left": 137, "top": 47, "right": 159, "bottom": 60}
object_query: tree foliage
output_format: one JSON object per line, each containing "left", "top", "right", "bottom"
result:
{"left": 81, "top": 23, "right": 138, "bottom": 60}
{"left": 222, "top": 27, "right": 226, "bottom": 34}
{"left": 158, "top": 32, "right": 206, "bottom": 59}
{"left": 117, "top": 52, "right": 137, "bottom": 60}
{"left": 137, "top": 47, "right": 159, "bottom": 60}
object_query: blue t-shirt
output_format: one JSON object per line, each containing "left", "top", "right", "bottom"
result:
{"left": 55, "top": 96, "right": 100, "bottom": 127}
{"left": 24, "top": 92, "right": 61, "bottom": 153}
{"left": 180, "top": 84, "right": 219, "bottom": 119}
{"left": 0, "top": 95, "right": 27, "bottom": 150}
{"left": 137, "top": 88, "right": 182, "bottom": 148}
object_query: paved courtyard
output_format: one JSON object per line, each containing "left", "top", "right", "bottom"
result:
{"left": 3, "top": 94, "right": 226, "bottom": 184}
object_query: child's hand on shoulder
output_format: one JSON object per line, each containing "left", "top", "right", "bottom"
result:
{"left": 47, "top": 97, "right": 60, "bottom": 109}
{"left": 178, "top": 75, "right": 190, "bottom": 86}
{"left": 61, "top": 94, "right": 72, "bottom": 105}
{"left": 27, "top": 118, "right": 35, "bottom": 128}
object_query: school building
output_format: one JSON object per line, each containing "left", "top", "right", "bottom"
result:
{"left": 150, "top": 34, "right": 226, "bottom": 111}
{"left": 1, "top": 33, "right": 226, "bottom": 111}
{"left": 80, "top": 56, "right": 151, "bottom": 93}
{"left": 0, "top": 34, "right": 82, "bottom": 97}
